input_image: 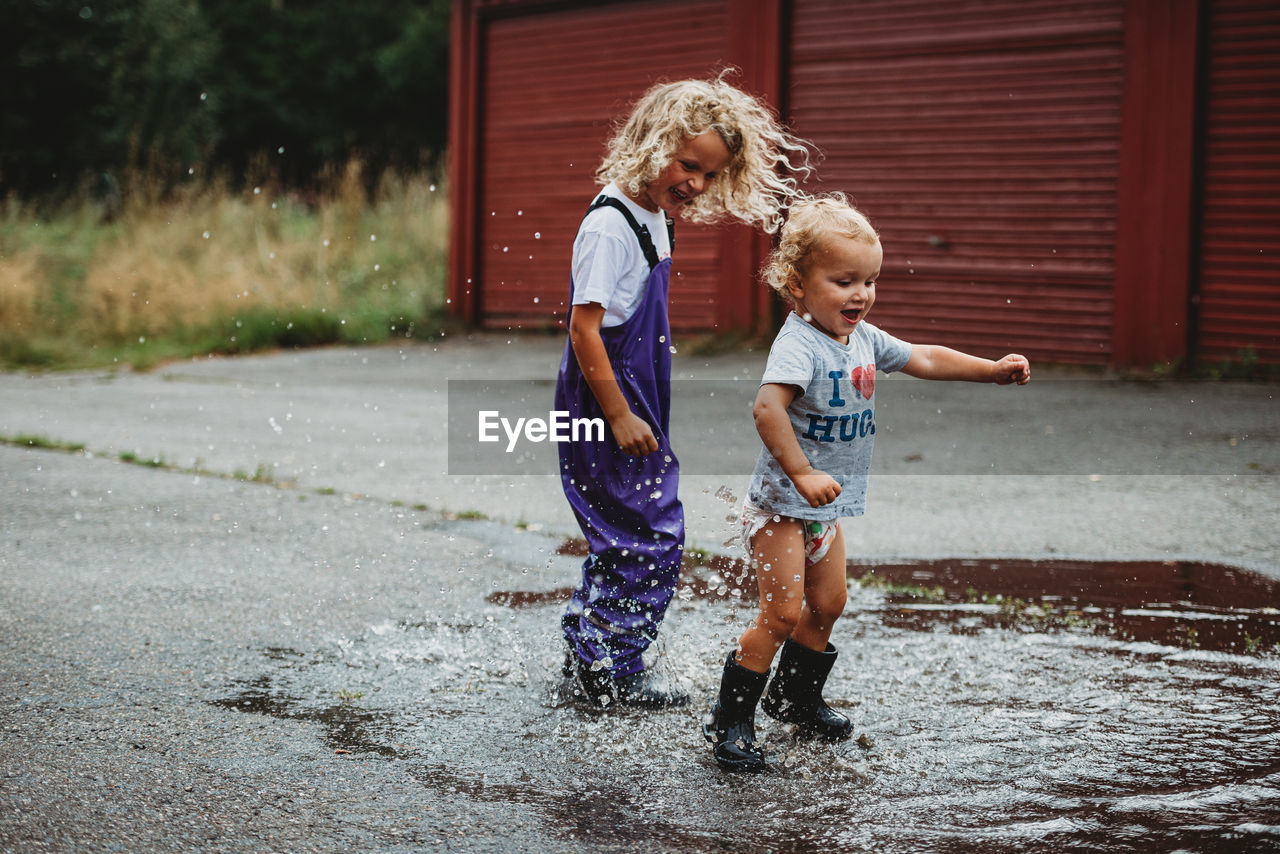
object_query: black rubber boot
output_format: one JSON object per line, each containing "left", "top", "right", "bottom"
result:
{"left": 702, "top": 651, "right": 769, "bottom": 772}
{"left": 613, "top": 669, "right": 690, "bottom": 708}
{"left": 761, "top": 638, "right": 853, "bottom": 741}
{"left": 565, "top": 640, "right": 688, "bottom": 709}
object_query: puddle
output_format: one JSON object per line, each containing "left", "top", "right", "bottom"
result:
{"left": 212, "top": 675, "right": 398, "bottom": 758}
{"left": 854, "top": 558, "right": 1280, "bottom": 656}
{"left": 546, "top": 539, "right": 1280, "bottom": 657}
{"left": 214, "top": 532, "right": 1280, "bottom": 851}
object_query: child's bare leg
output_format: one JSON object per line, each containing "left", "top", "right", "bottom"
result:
{"left": 758, "top": 525, "right": 853, "bottom": 741}
{"left": 790, "top": 524, "right": 847, "bottom": 652}
{"left": 736, "top": 518, "right": 806, "bottom": 673}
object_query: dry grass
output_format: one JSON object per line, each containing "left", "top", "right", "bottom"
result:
{"left": 0, "top": 162, "right": 449, "bottom": 369}
{"left": 0, "top": 253, "right": 41, "bottom": 331}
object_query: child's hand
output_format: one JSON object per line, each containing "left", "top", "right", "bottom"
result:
{"left": 791, "top": 466, "right": 841, "bottom": 508}
{"left": 610, "top": 412, "right": 659, "bottom": 457}
{"left": 993, "top": 354, "right": 1031, "bottom": 385}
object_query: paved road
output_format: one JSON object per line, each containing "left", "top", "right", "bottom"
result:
{"left": 2, "top": 336, "right": 1278, "bottom": 851}
{"left": 3, "top": 335, "right": 1277, "bottom": 571}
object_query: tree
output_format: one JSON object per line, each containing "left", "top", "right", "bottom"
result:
{"left": 0, "top": 0, "right": 119, "bottom": 195}
{"left": 201, "top": 0, "right": 449, "bottom": 184}
{"left": 0, "top": 0, "right": 450, "bottom": 197}
{"left": 105, "top": 0, "right": 221, "bottom": 183}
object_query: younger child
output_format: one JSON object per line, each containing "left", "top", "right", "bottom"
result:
{"left": 704, "top": 193, "right": 1030, "bottom": 769}
{"left": 556, "top": 75, "right": 813, "bottom": 709}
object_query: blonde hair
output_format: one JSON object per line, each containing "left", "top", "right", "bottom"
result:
{"left": 762, "top": 192, "right": 879, "bottom": 299}
{"left": 596, "top": 73, "right": 814, "bottom": 234}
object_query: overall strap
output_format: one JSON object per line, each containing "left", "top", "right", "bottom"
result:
{"left": 586, "top": 195, "right": 674, "bottom": 271}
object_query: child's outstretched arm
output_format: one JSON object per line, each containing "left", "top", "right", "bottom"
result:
{"left": 754, "top": 383, "right": 841, "bottom": 507}
{"left": 568, "top": 303, "right": 659, "bottom": 457}
{"left": 901, "top": 346, "right": 1031, "bottom": 385}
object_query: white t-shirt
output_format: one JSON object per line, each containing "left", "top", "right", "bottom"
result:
{"left": 571, "top": 182, "right": 673, "bottom": 328}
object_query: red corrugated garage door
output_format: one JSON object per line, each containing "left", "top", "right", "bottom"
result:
{"left": 476, "top": 1, "right": 730, "bottom": 331}
{"left": 787, "top": 0, "right": 1124, "bottom": 363}
{"left": 1195, "top": 0, "right": 1280, "bottom": 368}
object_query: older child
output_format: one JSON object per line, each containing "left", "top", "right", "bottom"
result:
{"left": 704, "top": 193, "right": 1030, "bottom": 769}
{"left": 557, "top": 75, "right": 812, "bottom": 709}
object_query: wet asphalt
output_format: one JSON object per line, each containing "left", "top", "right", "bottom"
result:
{"left": 2, "top": 335, "right": 1278, "bottom": 852}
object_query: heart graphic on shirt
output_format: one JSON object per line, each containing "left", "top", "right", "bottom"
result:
{"left": 849, "top": 365, "right": 875, "bottom": 400}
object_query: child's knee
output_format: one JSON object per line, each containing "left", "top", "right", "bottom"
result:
{"left": 808, "top": 585, "right": 847, "bottom": 622}
{"left": 760, "top": 600, "right": 802, "bottom": 637}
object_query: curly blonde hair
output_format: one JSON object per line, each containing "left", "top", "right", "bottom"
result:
{"left": 596, "top": 73, "right": 814, "bottom": 234}
{"left": 762, "top": 192, "right": 879, "bottom": 300}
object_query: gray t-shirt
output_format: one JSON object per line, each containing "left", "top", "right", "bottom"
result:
{"left": 746, "top": 312, "right": 912, "bottom": 520}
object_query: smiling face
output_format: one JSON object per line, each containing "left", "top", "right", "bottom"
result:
{"left": 788, "top": 234, "right": 883, "bottom": 343}
{"left": 632, "top": 129, "right": 732, "bottom": 214}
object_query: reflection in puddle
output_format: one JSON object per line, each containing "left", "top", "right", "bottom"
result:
{"left": 856, "top": 558, "right": 1280, "bottom": 656}
{"left": 216, "top": 535, "right": 1280, "bottom": 851}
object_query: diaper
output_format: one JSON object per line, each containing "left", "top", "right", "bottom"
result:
{"left": 739, "top": 500, "right": 839, "bottom": 568}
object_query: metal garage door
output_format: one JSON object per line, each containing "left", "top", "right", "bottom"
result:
{"left": 1195, "top": 0, "right": 1280, "bottom": 369}
{"left": 787, "top": 0, "right": 1125, "bottom": 363}
{"left": 476, "top": 0, "right": 730, "bottom": 331}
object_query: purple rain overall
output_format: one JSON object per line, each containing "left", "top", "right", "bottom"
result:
{"left": 555, "top": 195, "right": 685, "bottom": 678}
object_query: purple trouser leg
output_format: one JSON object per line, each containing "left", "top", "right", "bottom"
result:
{"left": 558, "top": 434, "right": 684, "bottom": 677}
{"left": 555, "top": 243, "right": 684, "bottom": 678}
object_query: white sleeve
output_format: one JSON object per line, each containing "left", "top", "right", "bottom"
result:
{"left": 571, "top": 228, "right": 632, "bottom": 308}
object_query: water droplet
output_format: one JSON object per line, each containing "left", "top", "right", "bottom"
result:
{"left": 534, "top": 232, "right": 541, "bottom": 239}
